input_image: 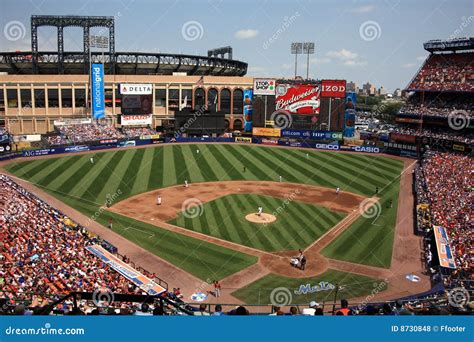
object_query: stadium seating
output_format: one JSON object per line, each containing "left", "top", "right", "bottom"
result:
{"left": 407, "top": 53, "right": 474, "bottom": 91}
{"left": 413, "top": 152, "right": 472, "bottom": 287}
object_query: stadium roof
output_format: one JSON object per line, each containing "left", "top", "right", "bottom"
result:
{"left": 423, "top": 37, "right": 474, "bottom": 52}
{"left": 0, "top": 51, "right": 248, "bottom": 76}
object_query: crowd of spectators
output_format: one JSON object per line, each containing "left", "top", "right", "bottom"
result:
{"left": 0, "top": 174, "right": 141, "bottom": 300}
{"left": 392, "top": 126, "right": 474, "bottom": 144}
{"left": 407, "top": 53, "right": 474, "bottom": 92}
{"left": 413, "top": 152, "right": 473, "bottom": 286}
{"left": 399, "top": 104, "right": 473, "bottom": 118}
{"left": 55, "top": 123, "right": 125, "bottom": 144}
{"left": 121, "top": 127, "right": 158, "bottom": 139}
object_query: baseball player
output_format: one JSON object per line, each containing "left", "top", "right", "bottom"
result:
{"left": 336, "top": 187, "right": 340, "bottom": 195}
{"left": 90, "top": 156, "right": 94, "bottom": 164}
{"left": 157, "top": 195, "right": 162, "bottom": 205}
{"left": 196, "top": 149, "right": 200, "bottom": 154}
{"left": 279, "top": 175, "right": 282, "bottom": 182}
{"left": 184, "top": 179, "right": 189, "bottom": 188}
{"left": 306, "top": 153, "right": 309, "bottom": 159}
{"left": 257, "top": 206, "right": 263, "bottom": 216}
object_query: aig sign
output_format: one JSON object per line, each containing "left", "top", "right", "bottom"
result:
{"left": 253, "top": 79, "right": 276, "bottom": 95}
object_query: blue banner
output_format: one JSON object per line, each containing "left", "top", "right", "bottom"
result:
{"left": 344, "top": 109, "right": 356, "bottom": 137}
{"left": 281, "top": 129, "right": 343, "bottom": 140}
{"left": 91, "top": 64, "right": 105, "bottom": 120}
{"left": 243, "top": 89, "right": 253, "bottom": 132}
{"left": 0, "top": 316, "right": 472, "bottom": 342}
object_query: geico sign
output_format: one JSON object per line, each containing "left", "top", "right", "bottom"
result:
{"left": 354, "top": 146, "right": 380, "bottom": 153}
{"left": 315, "top": 143, "right": 339, "bottom": 150}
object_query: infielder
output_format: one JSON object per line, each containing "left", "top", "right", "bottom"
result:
{"left": 336, "top": 187, "right": 340, "bottom": 195}
{"left": 184, "top": 179, "right": 189, "bottom": 188}
{"left": 257, "top": 206, "right": 263, "bottom": 216}
{"left": 157, "top": 195, "right": 162, "bottom": 205}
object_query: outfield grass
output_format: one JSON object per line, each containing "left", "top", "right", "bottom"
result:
{"left": 321, "top": 177, "right": 401, "bottom": 268}
{"left": 231, "top": 270, "right": 387, "bottom": 305}
{"left": 170, "top": 193, "right": 346, "bottom": 252}
{"left": 4, "top": 144, "right": 404, "bottom": 269}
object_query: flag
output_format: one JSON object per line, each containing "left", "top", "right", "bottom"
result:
{"left": 196, "top": 76, "right": 204, "bottom": 87}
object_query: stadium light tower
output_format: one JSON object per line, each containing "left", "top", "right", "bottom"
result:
{"left": 303, "top": 42, "right": 315, "bottom": 79}
{"left": 291, "top": 42, "right": 303, "bottom": 79}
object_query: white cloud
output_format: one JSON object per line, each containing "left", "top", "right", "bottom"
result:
{"left": 344, "top": 60, "right": 367, "bottom": 67}
{"left": 310, "top": 57, "right": 331, "bottom": 65}
{"left": 326, "top": 49, "right": 358, "bottom": 60}
{"left": 416, "top": 56, "right": 427, "bottom": 61}
{"left": 402, "top": 63, "right": 417, "bottom": 68}
{"left": 352, "top": 5, "right": 376, "bottom": 13}
{"left": 234, "top": 29, "right": 258, "bottom": 39}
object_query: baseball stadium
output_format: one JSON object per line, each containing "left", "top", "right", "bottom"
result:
{"left": 0, "top": 8, "right": 472, "bottom": 326}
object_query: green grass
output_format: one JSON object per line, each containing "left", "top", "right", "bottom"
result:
{"left": 4, "top": 144, "right": 404, "bottom": 270}
{"left": 170, "top": 193, "right": 346, "bottom": 252}
{"left": 38, "top": 190, "right": 257, "bottom": 281}
{"left": 231, "top": 270, "right": 387, "bottom": 305}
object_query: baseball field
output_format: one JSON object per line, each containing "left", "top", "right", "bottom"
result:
{"left": 4, "top": 143, "right": 411, "bottom": 304}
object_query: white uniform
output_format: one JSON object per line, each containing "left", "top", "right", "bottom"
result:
{"left": 157, "top": 196, "right": 162, "bottom": 205}
{"left": 257, "top": 206, "right": 263, "bottom": 216}
{"left": 336, "top": 187, "right": 340, "bottom": 194}
{"left": 196, "top": 149, "right": 200, "bottom": 154}
{"left": 185, "top": 180, "right": 188, "bottom": 188}
{"left": 279, "top": 176, "right": 282, "bottom": 182}
{"left": 90, "top": 157, "right": 94, "bottom": 164}
{"left": 306, "top": 153, "right": 309, "bottom": 158}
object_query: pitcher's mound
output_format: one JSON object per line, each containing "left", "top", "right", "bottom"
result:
{"left": 245, "top": 213, "right": 277, "bottom": 224}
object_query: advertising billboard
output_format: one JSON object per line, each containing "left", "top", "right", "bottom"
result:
{"left": 344, "top": 110, "right": 356, "bottom": 137}
{"left": 346, "top": 92, "right": 357, "bottom": 111}
{"left": 91, "top": 63, "right": 105, "bottom": 119}
{"left": 121, "top": 95, "right": 153, "bottom": 115}
{"left": 243, "top": 89, "right": 253, "bottom": 132}
{"left": 252, "top": 127, "right": 281, "bottom": 137}
{"left": 433, "top": 226, "right": 457, "bottom": 269}
{"left": 121, "top": 114, "right": 152, "bottom": 126}
{"left": 253, "top": 79, "right": 276, "bottom": 95}
{"left": 120, "top": 83, "right": 153, "bottom": 95}
{"left": 321, "top": 80, "right": 346, "bottom": 98}
{"left": 275, "top": 83, "right": 321, "bottom": 115}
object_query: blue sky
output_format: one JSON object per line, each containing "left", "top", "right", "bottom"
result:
{"left": 0, "top": 0, "right": 472, "bottom": 91}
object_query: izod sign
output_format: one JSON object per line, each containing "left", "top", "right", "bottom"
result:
{"left": 253, "top": 79, "right": 276, "bottom": 95}
{"left": 120, "top": 84, "right": 152, "bottom": 95}
{"left": 321, "top": 80, "right": 346, "bottom": 98}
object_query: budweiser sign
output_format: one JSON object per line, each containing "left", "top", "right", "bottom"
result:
{"left": 275, "top": 84, "right": 320, "bottom": 114}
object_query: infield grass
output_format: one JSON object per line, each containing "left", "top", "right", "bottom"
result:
{"left": 170, "top": 193, "right": 346, "bottom": 252}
